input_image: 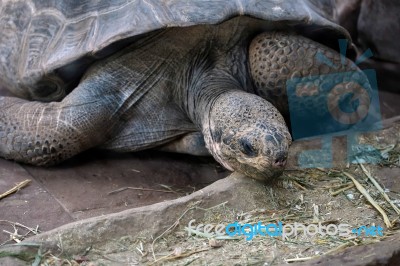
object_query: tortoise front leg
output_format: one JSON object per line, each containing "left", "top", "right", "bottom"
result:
{"left": 0, "top": 80, "right": 125, "bottom": 166}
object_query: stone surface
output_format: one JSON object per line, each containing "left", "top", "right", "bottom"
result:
{"left": 293, "top": 234, "right": 400, "bottom": 266}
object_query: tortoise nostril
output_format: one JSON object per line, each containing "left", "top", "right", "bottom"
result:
{"left": 273, "top": 151, "right": 287, "bottom": 167}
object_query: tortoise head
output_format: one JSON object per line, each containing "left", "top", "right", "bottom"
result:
{"left": 203, "top": 91, "right": 292, "bottom": 181}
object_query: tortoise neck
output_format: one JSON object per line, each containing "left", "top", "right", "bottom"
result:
{"left": 179, "top": 45, "right": 254, "bottom": 129}
{"left": 183, "top": 69, "right": 239, "bottom": 129}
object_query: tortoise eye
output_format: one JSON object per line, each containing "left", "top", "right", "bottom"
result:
{"left": 239, "top": 138, "right": 258, "bottom": 157}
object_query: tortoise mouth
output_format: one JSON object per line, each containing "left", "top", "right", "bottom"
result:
{"left": 232, "top": 158, "right": 285, "bottom": 181}
{"left": 219, "top": 152, "right": 286, "bottom": 181}
{"left": 235, "top": 151, "right": 287, "bottom": 180}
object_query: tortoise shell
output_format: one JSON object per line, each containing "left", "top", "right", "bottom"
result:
{"left": 0, "top": 0, "right": 348, "bottom": 101}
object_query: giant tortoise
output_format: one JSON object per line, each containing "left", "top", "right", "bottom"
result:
{"left": 0, "top": 0, "right": 372, "bottom": 180}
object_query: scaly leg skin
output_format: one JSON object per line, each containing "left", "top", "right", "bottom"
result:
{"left": 157, "top": 132, "right": 210, "bottom": 156}
{"left": 249, "top": 31, "right": 372, "bottom": 122}
{"left": 0, "top": 76, "right": 131, "bottom": 166}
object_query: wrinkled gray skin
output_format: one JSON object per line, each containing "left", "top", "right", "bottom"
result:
{"left": 0, "top": 1, "right": 367, "bottom": 180}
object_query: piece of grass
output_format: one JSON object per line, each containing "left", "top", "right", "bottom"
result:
{"left": 343, "top": 172, "right": 392, "bottom": 228}
{"left": 285, "top": 256, "right": 314, "bottom": 263}
{"left": 150, "top": 247, "right": 210, "bottom": 265}
{"left": 108, "top": 186, "right": 176, "bottom": 195}
{"left": 330, "top": 184, "right": 355, "bottom": 196}
{"left": 357, "top": 160, "right": 400, "bottom": 215}
{"left": 323, "top": 182, "right": 353, "bottom": 189}
{"left": 292, "top": 180, "right": 307, "bottom": 191}
{"left": 0, "top": 221, "right": 40, "bottom": 246}
{"left": 0, "top": 180, "right": 31, "bottom": 200}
